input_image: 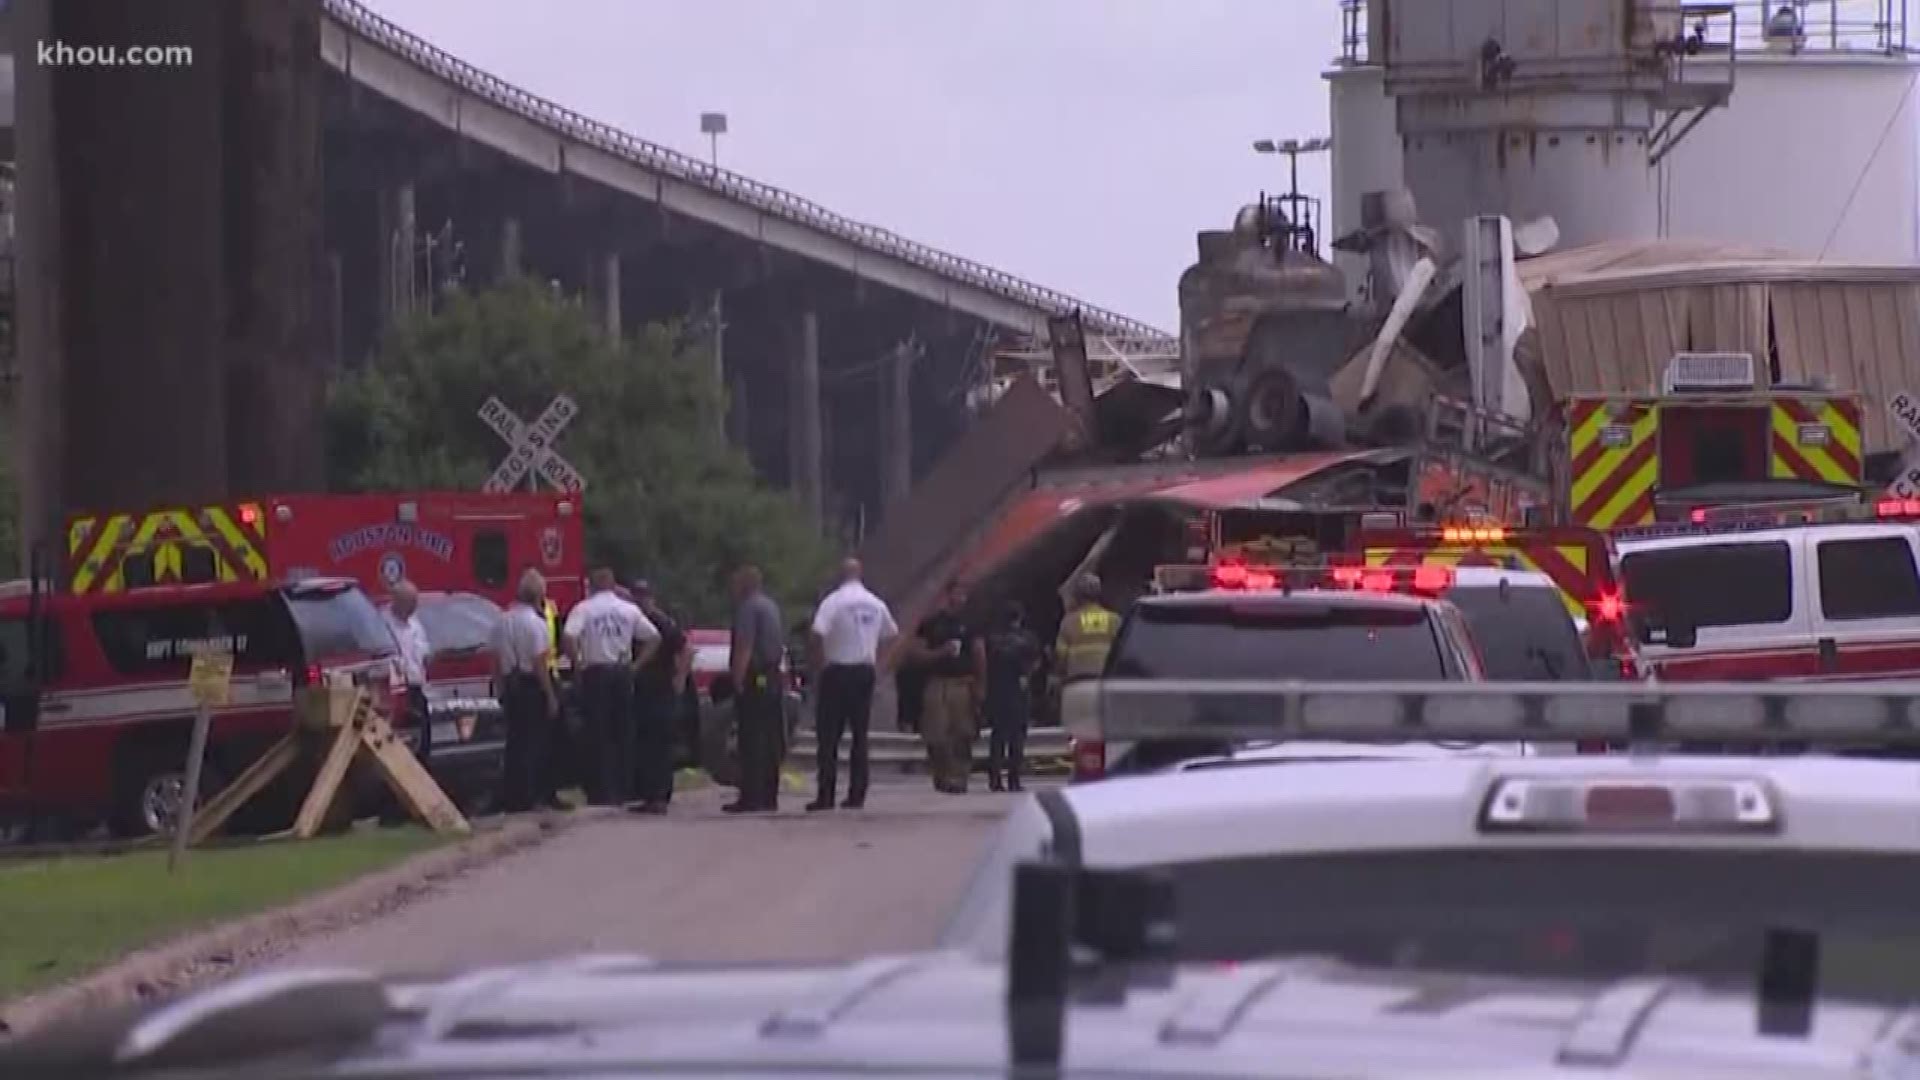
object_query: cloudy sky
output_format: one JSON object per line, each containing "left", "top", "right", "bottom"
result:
{"left": 362, "top": 0, "right": 1343, "bottom": 331}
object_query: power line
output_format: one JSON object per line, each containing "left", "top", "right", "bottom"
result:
{"left": 1818, "top": 66, "right": 1920, "bottom": 260}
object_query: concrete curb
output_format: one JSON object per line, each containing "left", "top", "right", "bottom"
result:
{"left": 0, "top": 809, "right": 605, "bottom": 1037}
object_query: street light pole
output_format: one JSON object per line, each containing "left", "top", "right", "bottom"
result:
{"left": 700, "top": 111, "right": 728, "bottom": 172}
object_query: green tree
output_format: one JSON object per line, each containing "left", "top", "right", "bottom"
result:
{"left": 325, "top": 279, "right": 832, "bottom": 623}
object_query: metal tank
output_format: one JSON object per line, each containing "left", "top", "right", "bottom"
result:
{"left": 1177, "top": 198, "right": 1358, "bottom": 458}
{"left": 1327, "top": 0, "right": 1920, "bottom": 282}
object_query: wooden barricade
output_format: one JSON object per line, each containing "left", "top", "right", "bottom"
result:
{"left": 187, "top": 679, "right": 470, "bottom": 845}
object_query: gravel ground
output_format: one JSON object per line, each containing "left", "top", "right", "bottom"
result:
{"left": 272, "top": 778, "right": 1020, "bottom": 978}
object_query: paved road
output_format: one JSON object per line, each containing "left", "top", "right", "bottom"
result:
{"left": 276, "top": 779, "right": 1020, "bottom": 978}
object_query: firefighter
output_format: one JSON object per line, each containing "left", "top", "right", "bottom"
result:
{"left": 492, "top": 569, "right": 563, "bottom": 813}
{"left": 1054, "top": 573, "right": 1118, "bottom": 690}
{"left": 907, "top": 581, "right": 986, "bottom": 794}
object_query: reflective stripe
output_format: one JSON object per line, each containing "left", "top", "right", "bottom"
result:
{"left": 1057, "top": 605, "right": 1118, "bottom": 680}
{"left": 545, "top": 602, "right": 561, "bottom": 674}
{"left": 68, "top": 504, "right": 270, "bottom": 594}
{"left": 1565, "top": 399, "right": 1658, "bottom": 530}
{"left": 1769, "top": 398, "right": 1863, "bottom": 485}
{"left": 1365, "top": 543, "right": 1592, "bottom": 619}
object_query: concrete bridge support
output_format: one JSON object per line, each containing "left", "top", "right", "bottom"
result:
{"left": 788, "top": 307, "right": 823, "bottom": 527}
{"left": 879, "top": 340, "right": 915, "bottom": 518}
{"left": 15, "top": 0, "right": 326, "bottom": 560}
{"left": 15, "top": 0, "right": 231, "bottom": 560}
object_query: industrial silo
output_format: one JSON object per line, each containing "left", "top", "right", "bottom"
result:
{"left": 1326, "top": 0, "right": 1920, "bottom": 296}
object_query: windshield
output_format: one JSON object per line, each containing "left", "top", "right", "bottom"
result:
{"left": 1109, "top": 601, "right": 1446, "bottom": 680}
{"left": 1445, "top": 584, "right": 1588, "bottom": 680}
{"left": 1005, "top": 849, "right": 1920, "bottom": 999}
{"left": 405, "top": 593, "right": 503, "bottom": 654}
{"left": 286, "top": 583, "right": 395, "bottom": 660}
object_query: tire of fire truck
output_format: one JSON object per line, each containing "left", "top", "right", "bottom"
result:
{"left": 107, "top": 731, "right": 235, "bottom": 840}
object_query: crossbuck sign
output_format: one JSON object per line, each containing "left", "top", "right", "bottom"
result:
{"left": 480, "top": 394, "right": 586, "bottom": 494}
{"left": 1886, "top": 391, "right": 1920, "bottom": 499}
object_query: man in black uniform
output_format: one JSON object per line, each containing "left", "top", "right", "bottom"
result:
{"left": 727, "top": 564, "right": 786, "bottom": 814}
{"left": 630, "top": 579, "right": 688, "bottom": 814}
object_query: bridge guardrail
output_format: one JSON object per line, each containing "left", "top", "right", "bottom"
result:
{"left": 322, "top": 0, "right": 1177, "bottom": 348}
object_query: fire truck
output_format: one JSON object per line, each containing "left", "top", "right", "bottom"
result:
{"left": 1559, "top": 352, "right": 1866, "bottom": 531}
{"left": 63, "top": 492, "right": 587, "bottom": 610}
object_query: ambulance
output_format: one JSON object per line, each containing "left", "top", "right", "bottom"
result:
{"left": 63, "top": 492, "right": 587, "bottom": 611}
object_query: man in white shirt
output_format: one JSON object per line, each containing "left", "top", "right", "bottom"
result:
{"left": 563, "top": 567, "right": 660, "bottom": 807}
{"left": 492, "top": 568, "right": 563, "bottom": 812}
{"left": 806, "top": 558, "right": 898, "bottom": 811}
{"left": 384, "top": 580, "right": 434, "bottom": 765}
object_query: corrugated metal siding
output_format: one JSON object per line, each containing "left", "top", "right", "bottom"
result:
{"left": 1527, "top": 254, "right": 1920, "bottom": 456}
{"left": 1771, "top": 281, "right": 1920, "bottom": 452}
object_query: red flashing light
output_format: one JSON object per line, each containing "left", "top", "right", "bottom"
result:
{"left": 1595, "top": 592, "right": 1625, "bottom": 623}
{"left": 1690, "top": 508, "right": 1708, "bottom": 524}
{"left": 1330, "top": 566, "right": 1364, "bottom": 587}
{"left": 1243, "top": 569, "right": 1278, "bottom": 591}
{"left": 1211, "top": 562, "right": 1249, "bottom": 588}
{"left": 1411, "top": 565, "right": 1454, "bottom": 594}
{"left": 238, "top": 504, "right": 260, "bottom": 527}
{"left": 1878, "top": 498, "right": 1920, "bottom": 519}
{"left": 1360, "top": 572, "right": 1394, "bottom": 592}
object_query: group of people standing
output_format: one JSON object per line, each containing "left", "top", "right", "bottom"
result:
{"left": 805, "top": 563, "right": 1120, "bottom": 803}
{"left": 440, "top": 556, "right": 1120, "bottom": 818}
{"left": 488, "top": 566, "right": 692, "bottom": 815}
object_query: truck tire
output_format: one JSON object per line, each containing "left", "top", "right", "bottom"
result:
{"left": 109, "top": 739, "right": 229, "bottom": 840}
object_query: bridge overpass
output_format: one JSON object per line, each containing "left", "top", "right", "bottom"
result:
{"left": 10, "top": 0, "right": 1176, "bottom": 556}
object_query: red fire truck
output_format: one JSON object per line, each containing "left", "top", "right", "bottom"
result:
{"left": 63, "top": 492, "right": 587, "bottom": 610}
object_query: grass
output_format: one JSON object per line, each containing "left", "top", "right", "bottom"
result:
{"left": 0, "top": 827, "right": 443, "bottom": 1000}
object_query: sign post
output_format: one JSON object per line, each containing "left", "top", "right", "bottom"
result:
{"left": 1886, "top": 392, "right": 1920, "bottom": 499}
{"left": 171, "top": 645, "right": 233, "bottom": 871}
{"left": 479, "top": 394, "right": 586, "bottom": 494}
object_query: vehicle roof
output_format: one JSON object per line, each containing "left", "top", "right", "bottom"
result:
{"left": 1171, "top": 740, "right": 1533, "bottom": 770}
{"left": 1137, "top": 588, "right": 1439, "bottom": 612}
{"left": 1616, "top": 518, "right": 1917, "bottom": 554}
{"left": 942, "top": 753, "right": 1920, "bottom": 954}
{"left": 19, "top": 952, "right": 1909, "bottom": 1079}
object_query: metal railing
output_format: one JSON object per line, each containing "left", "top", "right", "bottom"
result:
{"left": 320, "top": 0, "right": 1178, "bottom": 347}
{"left": 1337, "top": 0, "right": 1913, "bottom": 66}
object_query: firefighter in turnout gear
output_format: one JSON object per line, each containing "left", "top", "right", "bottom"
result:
{"left": 1054, "top": 574, "right": 1118, "bottom": 688}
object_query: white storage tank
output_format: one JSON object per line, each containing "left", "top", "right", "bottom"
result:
{"left": 1327, "top": 0, "right": 1920, "bottom": 298}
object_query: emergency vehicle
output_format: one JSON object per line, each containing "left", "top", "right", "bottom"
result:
{"left": 1350, "top": 522, "right": 1632, "bottom": 671}
{"left": 1559, "top": 351, "right": 1866, "bottom": 531}
{"left": 63, "top": 492, "right": 587, "bottom": 612}
{"left": 0, "top": 574, "right": 395, "bottom": 837}
{"left": 1613, "top": 496, "right": 1920, "bottom": 682}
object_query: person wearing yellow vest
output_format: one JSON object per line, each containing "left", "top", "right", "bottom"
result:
{"left": 1054, "top": 573, "right": 1119, "bottom": 687}
{"left": 544, "top": 600, "right": 562, "bottom": 676}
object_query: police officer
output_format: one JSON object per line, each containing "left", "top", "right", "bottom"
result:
{"left": 727, "top": 565, "right": 786, "bottom": 814}
{"left": 562, "top": 568, "right": 659, "bottom": 807}
{"left": 492, "top": 569, "right": 563, "bottom": 813}
{"left": 1054, "top": 573, "right": 1118, "bottom": 691}
{"left": 630, "top": 579, "right": 688, "bottom": 814}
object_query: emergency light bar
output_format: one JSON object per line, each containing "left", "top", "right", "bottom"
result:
{"left": 1062, "top": 678, "right": 1920, "bottom": 745}
{"left": 1155, "top": 562, "right": 1452, "bottom": 596}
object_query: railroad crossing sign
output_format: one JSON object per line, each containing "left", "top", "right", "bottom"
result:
{"left": 1886, "top": 391, "right": 1920, "bottom": 499}
{"left": 479, "top": 394, "right": 586, "bottom": 494}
